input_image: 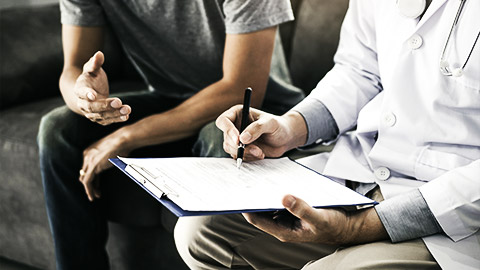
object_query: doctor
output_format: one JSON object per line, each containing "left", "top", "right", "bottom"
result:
{"left": 174, "top": 0, "right": 480, "bottom": 269}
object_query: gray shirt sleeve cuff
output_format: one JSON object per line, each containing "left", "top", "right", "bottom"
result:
{"left": 60, "top": 0, "right": 106, "bottom": 26}
{"left": 375, "top": 189, "right": 443, "bottom": 243}
{"left": 291, "top": 99, "right": 339, "bottom": 146}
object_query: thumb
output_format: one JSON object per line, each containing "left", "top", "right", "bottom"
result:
{"left": 84, "top": 51, "right": 105, "bottom": 74}
{"left": 282, "top": 195, "right": 316, "bottom": 223}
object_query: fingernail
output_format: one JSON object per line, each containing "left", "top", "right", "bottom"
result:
{"left": 240, "top": 132, "right": 251, "bottom": 142}
{"left": 87, "top": 92, "right": 95, "bottom": 101}
{"left": 284, "top": 195, "right": 296, "bottom": 208}
{"left": 111, "top": 100, "right": 121, "bottom": 108}
{"left": 121, "top": 116, "right": 127, "bottom": 121}
{"left": 120, "top": 107, "right": 128, "bottom": 114}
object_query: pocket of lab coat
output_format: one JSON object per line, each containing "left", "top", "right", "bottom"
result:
{"left": 438, "top": 77, "right": 480, "bottom": 115}
{"left": 414, "top": 146, "right": 475, "bottom": 181}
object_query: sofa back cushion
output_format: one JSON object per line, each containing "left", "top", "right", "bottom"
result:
{"left": 0, "top": 5, "right": 63, "bottom": 110}
{"left": 0, "top": 4, "right": 139, "bottom": 110}
{"left": 0, "top": 1, "right": 349, "bottom": 110}
{"left": 285, "top": 0, "right": 349, "bottom": 93}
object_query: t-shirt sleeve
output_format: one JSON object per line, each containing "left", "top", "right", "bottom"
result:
{"left": 223, "top": 0, "right": 294, "bottom": 34}
{"left": 60, "top": 0, "right": 106, "bottom": 26}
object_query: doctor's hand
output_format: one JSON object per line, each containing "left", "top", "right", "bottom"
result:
{"left": 79, "top": 130, "right": 133, "bottom": 201}
{"left": 215, "top": 105, "right": 307, "bottom": 161}
{"left": 74, "top": 51, "right": 131, "bottom": 126}
{"left": 243, "top": 195, "right": 389, "bottom": 245}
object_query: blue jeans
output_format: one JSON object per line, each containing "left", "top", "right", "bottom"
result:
{"left": 37, "top": 90, "right": 228, "bottom": 270}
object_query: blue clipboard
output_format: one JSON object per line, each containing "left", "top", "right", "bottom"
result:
{"left": 109, "top": 158, "right": 287, "bottom": 217}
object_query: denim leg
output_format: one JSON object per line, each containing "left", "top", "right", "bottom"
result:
{"left": 193, "top": 121, "right": 230, "bottom": 158}
{"left": 38, "top": 91, "right": 192, "bottom": 270}
{"left": 38, "top": 106, "right": 112, "bottom": 270}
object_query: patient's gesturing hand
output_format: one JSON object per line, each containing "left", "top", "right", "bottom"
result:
{"left": 74, "top": 51, "right": 131, "bottom": 125}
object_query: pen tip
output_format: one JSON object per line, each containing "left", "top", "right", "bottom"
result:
{"left": 236, "top": 158, "right": 242, "bottom": 169}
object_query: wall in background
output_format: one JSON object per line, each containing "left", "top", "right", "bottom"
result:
{"left": 0, "top": 0, "right": 58, "bottom": 9}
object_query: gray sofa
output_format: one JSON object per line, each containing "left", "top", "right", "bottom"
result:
{"left": 0, "top": 1, "right": 348, "bottom": 269}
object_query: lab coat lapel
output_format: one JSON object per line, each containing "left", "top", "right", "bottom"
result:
{"left": 411, "top": 0, "right": 448, "bottom": 33}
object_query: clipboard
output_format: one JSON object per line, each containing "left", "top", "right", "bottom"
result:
{"left": 109, "top": 157, "right": 377, "bottom": 217}
{"left": 110, "top": 158, "right": 275, "bottom": 217}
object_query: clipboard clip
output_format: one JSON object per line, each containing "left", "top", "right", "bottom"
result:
{"left": 128, "top": 164, "right": 179, "bottom": 197}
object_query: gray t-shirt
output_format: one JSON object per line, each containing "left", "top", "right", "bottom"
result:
{"left": 60, "top": 0, "right": 304, "bottom": 111}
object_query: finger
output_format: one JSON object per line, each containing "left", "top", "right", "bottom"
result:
{"left": 79, "top": 160, "right": 89, "bottom": 182}
{"left": 74, "top": 85, "right": 98, "bottom": 101}
{"left": 282, "top": 195, "right": 317, "bottom": 224}
{"left": 221, "top": 127, "right": 240, "bottom": 154}
{"left": 79, "top": 98, "right": 121, "bottom": 114}
{"left": 79, "top": 152, "right": 95, "bottom": 200}
{"left": 96, "top": 114, "right": 129, "bottom": 126}
{"left": 240, "top": 115, "right": 277, "bottom": 145}
{"left": 242, "top": 213, "right": 293, "bottom": 242}
{"left": 243, "top": 212, "right": 278, "bottom": 230}
{"left": 215, "top": 105, "right": 243, "bottom": 133}
{"left": 79, "top": 169, "right": 86, "bottom": 184}
{"left": 223, "top": 139, "right": 238, "bottom": 158}
{"left": 243, "top": 144, "right": 265, "bottom": 160}
{"left": 81, "top": 167, "right": 96, "bottom": 202}
{"left": 83, "top": 51, "right": 104, "bottom": 75}
{"left": 85, "top": 104, "right": 130, "bottom": 120}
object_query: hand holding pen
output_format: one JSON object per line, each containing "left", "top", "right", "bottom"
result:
{"left": 215, "top": 90, "right": 308, "bottom": 165}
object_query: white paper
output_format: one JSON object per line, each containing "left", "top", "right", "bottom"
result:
{"left": 119, "top": 157, "right": 375, "bottom": 212}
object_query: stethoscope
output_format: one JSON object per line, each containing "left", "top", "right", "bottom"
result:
{"left": 396, "top": 0, "right": 480, "bottom": 77}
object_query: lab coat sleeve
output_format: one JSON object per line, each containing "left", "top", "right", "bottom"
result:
{"left": 306, "top": 0, "right": 382, "bottom": 134}
{"left": 292, "top": 99, "right": 339, "bottom": 145}
{"left": 375, "top": 189, "right": 443, "bottom": 242}
{"left": 419, "top": 160, "right": 480, "bottom": 242}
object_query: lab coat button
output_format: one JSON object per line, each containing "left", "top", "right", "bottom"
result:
{"left": 375, "top": 167, "right": 391, "bottom": 181}
{"left": 383, "top": 112, "right": 397, "bottom": 127}
{"left": 408, "top": 34, "right": 423, "bottom": 50}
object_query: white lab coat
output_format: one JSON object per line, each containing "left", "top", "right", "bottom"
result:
{"left": 308, "top": 0, "right": 480, "bottom": 269}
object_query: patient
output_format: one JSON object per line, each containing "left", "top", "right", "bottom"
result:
{"left": 37, "top": 0, "right": 304, "bottom": 269}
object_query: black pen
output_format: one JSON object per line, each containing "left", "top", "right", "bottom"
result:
{"left": 236, "top": 87, "right": 252, "bottom": 169}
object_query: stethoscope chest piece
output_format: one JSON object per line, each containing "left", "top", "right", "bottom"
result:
{"left": 396, "top": 0, "right": 426, "bottom": 18}
{"left": 440, "top": 60, "right": 464, "bottom": 77}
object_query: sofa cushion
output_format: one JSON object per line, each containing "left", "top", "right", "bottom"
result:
{"left": 0, "top": 97, "right": 63, "bottom": 269}
{"left": 289, "top": 0, "right": 349, "bottom": 93}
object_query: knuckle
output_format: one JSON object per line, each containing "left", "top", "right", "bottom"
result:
{"left": 86, "top": 103, "right": 93, "bottom": 112}
{"left": 250, "top": 121, "right": 262, "bottom": 132}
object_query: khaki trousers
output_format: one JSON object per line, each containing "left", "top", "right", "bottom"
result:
{"left": 174, "top": 188, "right": 441, "bottom": 270}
